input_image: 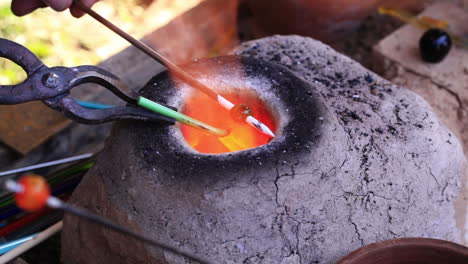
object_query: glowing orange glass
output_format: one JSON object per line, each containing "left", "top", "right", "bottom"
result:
{"left": 181, "top": 90, "right": 276, "bottom": 154}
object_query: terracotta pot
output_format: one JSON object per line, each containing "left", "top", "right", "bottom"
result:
{"left": 337, "top": 238, "right": 468, "bottom": 264}
{"left": 247, "top": 0, "right": 422, "bottom": 43}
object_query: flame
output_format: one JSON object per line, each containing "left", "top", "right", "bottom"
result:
{"left": 180, "top": 90, "right": 276, "bottom": 154}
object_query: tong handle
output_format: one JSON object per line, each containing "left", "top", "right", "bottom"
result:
{"left": 0, "top": 38, "right": 47, "bottom": 104}
{"left": 0, "top": 38, "right": 44, "bottom": 76}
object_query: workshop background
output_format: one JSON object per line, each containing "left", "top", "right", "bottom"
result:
{"left": 0, "top": 0, "right": 467, "bottom": 263}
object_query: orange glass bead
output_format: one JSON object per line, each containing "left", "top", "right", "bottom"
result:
{"left": 230, "top": 104, "right": 253, "bottom": 123}
{"left": 15, "top": 175, "right": 50, "bottom": 212}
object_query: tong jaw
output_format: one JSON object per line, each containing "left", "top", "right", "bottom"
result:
{"left": 45, "top": 94, "right": 174, "bottom": 124}
{"left": 43, "top": 66, "right": 174, "bottom": 125}
{"left": 68, "top": 66, "right": 139, "bottom": 104}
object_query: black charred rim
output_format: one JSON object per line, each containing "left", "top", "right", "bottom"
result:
{"left": 125, "top": 56, "right": 325, "bottom": 179}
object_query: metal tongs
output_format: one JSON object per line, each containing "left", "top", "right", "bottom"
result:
{"left": 0, "top": 38, "right": 174, "bottom": 124}
{"left": 0, "top": 38, "right": 179, "bottom": 125}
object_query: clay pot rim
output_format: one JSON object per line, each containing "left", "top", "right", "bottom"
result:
{"left": 337, "top": 237, "right": 468, "bottom": 264}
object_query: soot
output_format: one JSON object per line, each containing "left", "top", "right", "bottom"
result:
{"left": 123, "top": 56, "right": 325, "bottom": 180}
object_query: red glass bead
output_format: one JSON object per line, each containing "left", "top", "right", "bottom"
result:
{"left": 15, "top": 175, "right": 50, "bottom": 212}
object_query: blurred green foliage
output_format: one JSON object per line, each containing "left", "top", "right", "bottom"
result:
{"left": 0, "top": 0, "right": 143, "bottom": 85}
{"left": 0, "top": 3, "right": 26, "bottom": 84}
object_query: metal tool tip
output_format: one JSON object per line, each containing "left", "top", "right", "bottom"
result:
{"left": 4, "top": 180, "right": 22, "bottom": 193}
{"left": 246, "top": 116, "right": 275, "bottom": 138}
{"left": 262, "top": 125, "right": 276, "bottom": 138}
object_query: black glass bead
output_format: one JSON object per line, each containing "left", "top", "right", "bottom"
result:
{"left": 419, "top": 28, "right": 452, "bottom": 63}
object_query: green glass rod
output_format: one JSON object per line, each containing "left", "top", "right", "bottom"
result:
{"left": 137, "top": 97, "right": 228, "bottom": 137}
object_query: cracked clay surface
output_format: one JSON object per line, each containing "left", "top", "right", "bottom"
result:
{"left": 62, "top": 36, "right": 464, "bottom": 264}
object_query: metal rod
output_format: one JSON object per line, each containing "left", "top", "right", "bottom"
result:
{"left": 74, "top": 0, "right": 275, "bottom": 138}
{"left": 74, "top": 0, "right": 216, "bottom": 99}
{"left": 45, "top": 197, "right": 210, "bottom": 264}
{"left": 0, "top": 153, "right": 94, "bottom": 177}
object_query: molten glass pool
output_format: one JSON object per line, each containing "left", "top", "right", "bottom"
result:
{"left": 181, "top": 90, "right": 276, "bottom": 154}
